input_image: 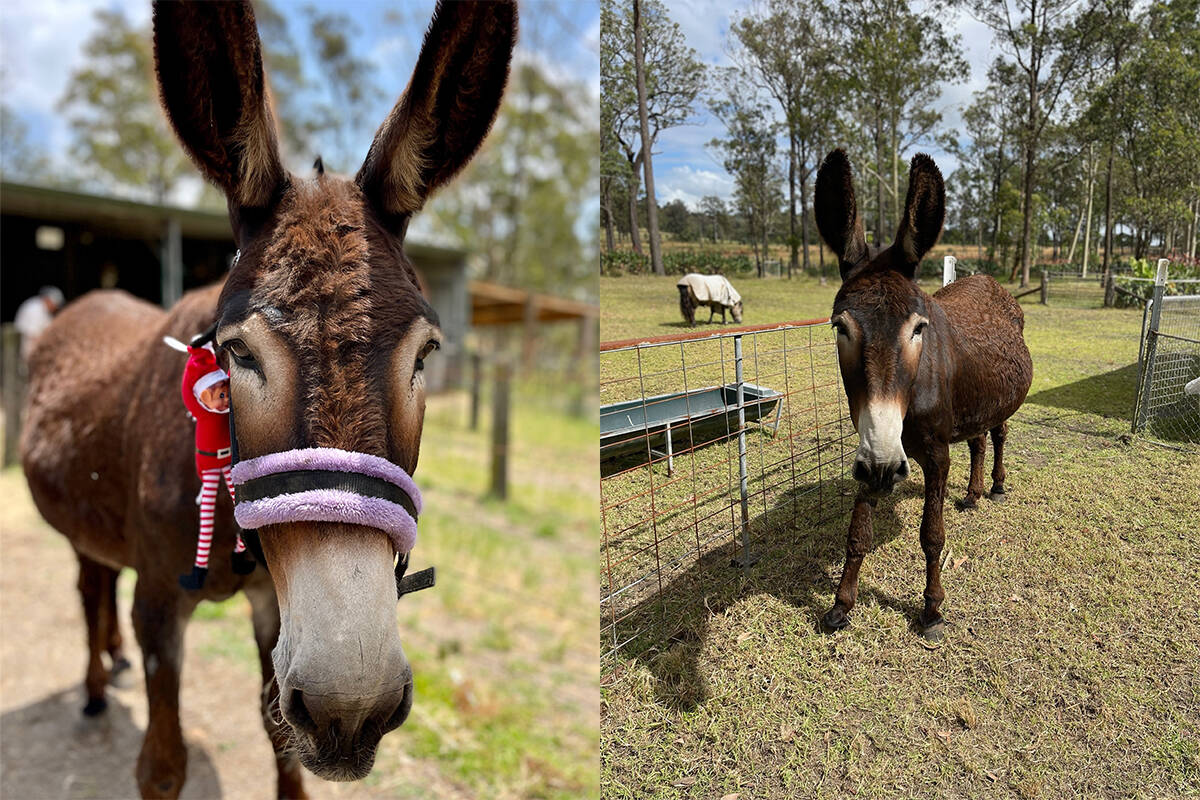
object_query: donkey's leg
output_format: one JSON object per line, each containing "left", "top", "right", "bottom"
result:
{"left": 76, "top": 553, "right": 117, "bottom": 716}
{"left": 132, "top": 576, "right": 193, "bottom": 799}
{"left": 988, "top": 421, "right": 1009, "bottom": 501}
{"left": 244, "top": 579, "right": 309, "bottom": 800}
{"left": 916, "top": 444, "right": 951, "bottom": 640}
{"left": 962, "top": 434, "right": 987, "bottom": 509}
{"left": 105, "top": 566, "right": 132, "bottom": 677}
{"left": 823, "top": 491, "right": 876, "bottom": 630}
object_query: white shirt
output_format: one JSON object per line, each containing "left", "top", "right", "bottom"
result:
{"left": 14, "top": 297, "right": 54, "bottom": 359}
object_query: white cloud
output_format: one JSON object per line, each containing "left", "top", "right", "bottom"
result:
{"left": 657, "top": 165, "right": 734, "bottom": 210}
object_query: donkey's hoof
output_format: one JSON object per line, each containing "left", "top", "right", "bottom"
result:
{"left": 110, "top": 654, "right": 132, "bottom": 676}
{"left": 82, "top": 696, "right": 108, "bottom": 717}
{"left": 958, "top": 496, "right": 978, "bottom": 511}
{"left": 822, "top": 607, "right": 850, "bottom": 632}
{"left": 919, "top": 621, "right": 945, "bottom": 643}
{"left": 989, "top": 485, "right": 1007, "bottom": 503}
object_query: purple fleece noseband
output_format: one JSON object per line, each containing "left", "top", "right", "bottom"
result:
{"left": 230, "top": 448, "right": 422, "bottom": 554}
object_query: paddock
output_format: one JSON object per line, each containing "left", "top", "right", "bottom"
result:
{"left": 598, "top": 273, "right": 1200, "bottom": 799}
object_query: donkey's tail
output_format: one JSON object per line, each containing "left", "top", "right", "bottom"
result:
{"left": 678, "top": 285, "right": 695, "bottom": 327}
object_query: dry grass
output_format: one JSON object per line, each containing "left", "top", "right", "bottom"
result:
{"left": 599, "top": 274, "right": 1200, "bottom": 800}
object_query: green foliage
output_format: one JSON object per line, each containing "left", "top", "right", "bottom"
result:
{"left": 601, "top": 249, "right": 752, "bottom": 276}
{"left": 57, "top": 9, "right": 191, "bottom": 202}
{"left": 428, "top": 63, "right": 597, "bottom": 298}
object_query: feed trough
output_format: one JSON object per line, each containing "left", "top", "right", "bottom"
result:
{"left": 601, "top": 383, "right": 783, "bottom": 476}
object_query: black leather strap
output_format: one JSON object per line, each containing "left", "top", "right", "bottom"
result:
{"left": 227, "top": 392, "right": 432, "bottom": 600}
{"left": 236, "top": 470, "right": 418, "bottom": 522}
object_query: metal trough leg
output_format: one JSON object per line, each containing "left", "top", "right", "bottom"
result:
{"left": 665, "top": 423, "right": 674, "bottom": 477}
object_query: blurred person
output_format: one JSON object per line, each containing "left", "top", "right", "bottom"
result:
{"left": 14, "top": 286, "right": 65, "bottom": 359}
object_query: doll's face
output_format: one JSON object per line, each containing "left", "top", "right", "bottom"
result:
{"left": 200, "top": 380, "right": 230, "bottom": 412}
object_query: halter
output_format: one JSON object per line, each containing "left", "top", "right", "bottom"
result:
{"left": 192, "top": 324, "right": 435, "bottom": 600}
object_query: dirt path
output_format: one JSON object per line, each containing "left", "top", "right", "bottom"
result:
{"left": 0, "top": 468, "right": 469, "bottom": 800}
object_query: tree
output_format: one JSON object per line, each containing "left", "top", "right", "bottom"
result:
{"left": 731, "top": 0, "right": 834, "bottom": 278}
{"left": 699, "top": 195, "right": 728, "bottom": 242}
{"left": 300, "top": 6, "right": 385, "bottom": 173}
{"left": 601, "top": 0, "right": 703, "bottom": 256}
{"left": 633, "top": 0, "right": 665, "bottom": 275}
{"left": 428, "top": 63, "right": 597, "bottom": 297}
{"left": 58, "top": 9, "right": 191, "bottom": 203}
{"left": 0, "top": 103, "right": 53, "bottom": 184}
{"left": 660, "top": 199, "right": 693, "bottom": 238}
{"left": 710, "top": 70, "right": 784, "bottom": 276}
{"left": 835, "top": 0, "right": 967, "bottom": 249}
{"left": 971, "top": 0, "right": 1101, "bottom": 287}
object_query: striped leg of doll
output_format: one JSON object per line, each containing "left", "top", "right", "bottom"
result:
{"left": 222, "top": 465, "right": 246, "bottom": 552}
{"left": 194, "top": 469, "right": 220, "bottom": 567}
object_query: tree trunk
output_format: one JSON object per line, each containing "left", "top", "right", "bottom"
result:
{"left": 874, "top": 113, "right": 885, "bottom": 246}
{"left": 1019, "top": 137, "right": 1036, "bottom": 288}
{"left": 633, "top": 0, "right": 663, "bottom": 276}
{"left": 1066, "top": 203, "right": 1083, "bottom": 266}
{"left": 1081, "top": 145, "right": 1096, "bottom": 277}
{"left": 788, "top": 125, "right": 798, "bottom": 279}
{"left": 626, "top": 182, "right": 643, "bottom": 254}
{"left": 601, "top": 181, "right": 616, "bottom": 253}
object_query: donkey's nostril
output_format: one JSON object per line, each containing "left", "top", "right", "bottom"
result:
{"left": 853, "top": 460, "right": 871, "bottom": 483}
{"left": 380, "top": 681, "right": 414, "bottom": 734}
{"left": 285, "top": 687, "right": 318, "bottom": 736}
{"left": 896, "top": 461, "right": 910, "bottom": 481}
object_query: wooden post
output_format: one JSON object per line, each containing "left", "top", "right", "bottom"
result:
{"left": 469, "top": 352, "right": 482, "bottom": 431}
{"left": 942, "top": 255, "right": 956, "bottom": 286}
{"left": 521, "top": 295, "right": 538, "bottom": 364}
{"left": 490, "top": 361, "right": 510, "bottom": 499}
{"left": 160, "top": 217, "right": 183, "bottom": 309}
{"left": 570, "top": 317, "right": 595, "bottom": 418}
{"left": 1040, "top": 269, "right": 1049, "bottom": 305}
{"left": 1104, "top": 272, "right": 1116, "bottom": 307}
{"left": 2, "top": 326, "right": 24, "bottom": 467}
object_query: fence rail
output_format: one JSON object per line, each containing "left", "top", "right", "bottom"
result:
{"left": 600, "top": 320, "right": 855, "bottom": 667}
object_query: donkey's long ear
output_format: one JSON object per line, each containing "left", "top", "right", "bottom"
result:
{"left": 892, "top": 153, "right": 945, "bottom": 277}
{"left": 356, "top": 0, "right": 517, "bottom": 222}
{"left": 814, "top": 149, "right": 869, "bottom": 281}
{"left": 153, "top": 0, "right": 285, "bottom": 209}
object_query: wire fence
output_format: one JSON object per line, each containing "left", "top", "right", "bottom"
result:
{"left": 599, "top": 320, "right": 855, "bottom": 668}
{"left": 1134, "top": 266, "right": 1200, "bottom": 447}
{"left": 1039, "top": 270, "right": 1111, "bottom": 308}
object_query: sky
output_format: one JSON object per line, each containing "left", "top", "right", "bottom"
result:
{"left": 0, "top": 0, "right": 599, "bottom": 204}
{"left": 651, "top": 0, "right": 1000, "bottom": 211}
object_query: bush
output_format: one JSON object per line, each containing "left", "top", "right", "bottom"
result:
{"left": 1113, "top": 256, "right": 1200, "bottom": 306}
{"left": 601, "top": 249, "right": 753, "bottom": 277}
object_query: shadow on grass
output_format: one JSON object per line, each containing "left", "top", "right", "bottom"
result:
{"left": 608, "top": 474, "right": 927, "bottom": 711}
{"left": 1025, "top": 362, "right": 1139, "bottom": 419}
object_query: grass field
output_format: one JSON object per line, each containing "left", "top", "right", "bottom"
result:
{"left": 2, "top": 388, "right": 598, "bottom": 800}
{"left": 599, "top": 274, "right": 1200, "bottom": 799}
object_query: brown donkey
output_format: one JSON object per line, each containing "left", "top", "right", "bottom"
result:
{"left": 20, "top": 1, "right": 515, "bottom": 796}
{"left": 813, "top": 149, "right": 1032, "bottom": 641}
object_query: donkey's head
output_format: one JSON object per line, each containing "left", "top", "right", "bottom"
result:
{"left": 154, "top": 0, "right": 515, "bottom": 779}
{"left": 814, "top": 149, "right": 945, "bottom": 497}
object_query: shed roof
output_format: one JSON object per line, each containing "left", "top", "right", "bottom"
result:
{"left": 470, "top": 280, "right": 598, "bottom": 325}
{"left": 0, "top": 181, "right": 466, "bottom": 262}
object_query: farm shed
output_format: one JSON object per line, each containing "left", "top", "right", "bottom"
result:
{"left": 0, "top": 181, "right": 470, "bottom": 392}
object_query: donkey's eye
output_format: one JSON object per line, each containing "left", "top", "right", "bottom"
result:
{"left": 832, "top": 320, "right": 848, "bottom": 337}
{"left": 912, "top": 321, "right": 928, "bottom": 339}
{"left": 222, "top": 339, "right": 256, "bottom": 367}
{"left": 414, "top": 339, "right": 440, "bottom": 373}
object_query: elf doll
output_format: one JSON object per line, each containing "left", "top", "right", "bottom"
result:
{"left": 172, "top": 339, "right": 256, "bottom": 589}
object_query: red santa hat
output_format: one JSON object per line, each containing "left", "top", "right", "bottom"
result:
{"left": 189, "top": 344, "right": 229, "bottom": 403}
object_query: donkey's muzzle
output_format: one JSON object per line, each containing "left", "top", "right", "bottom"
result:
{"left": 853, "top": 457, "right": 909, "bottom": 496}
{"left": 231, "top": 447, "right": 421, "bottom": 554}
